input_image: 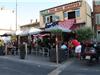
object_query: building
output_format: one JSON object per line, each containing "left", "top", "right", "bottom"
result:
{"left": 40, "top": 0, "right": 92, "bottom": 31}
{"left": 20, "top": 21, "right": 40, "bottom": 31}
{"left": 19, "top": 20, "right": 40, "bottom": 35}
{"left": 17, "top": 21, "right": 40, "bottom": 47}
{"left": 0, "top": 7, "right": 16, "bottom": 35}
{"left": 93, "top": 0, "right": 100, "bottom": 41}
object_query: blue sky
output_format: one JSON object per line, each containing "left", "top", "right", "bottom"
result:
{"left": 0, "top": 0, "right": 92, "bottom": 25}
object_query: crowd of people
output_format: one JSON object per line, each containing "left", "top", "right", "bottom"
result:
{"left": 0, "top": 39, "right": 18, "bottom": 56}
{"left": 59, "top": 38, "right": 100, "bottom": 61}
{"left": 0, "top": 34, "right": 100, "bottom": 63}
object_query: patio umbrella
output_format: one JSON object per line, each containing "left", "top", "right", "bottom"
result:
{"left": 29, "top": 27, "right": 42, "bottom": 35}
{"left": 21, "top": 30, "right": 29, "bottom": 36}
{"left": 16, "top": 30, "right": 23, "bottom": 35}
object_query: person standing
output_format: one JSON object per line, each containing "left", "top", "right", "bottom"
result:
{"left": 71, "top": 39, "right": 81, "bottom": 59}
{"left": 0, "top": 40, "right": 4, "bottom": 55}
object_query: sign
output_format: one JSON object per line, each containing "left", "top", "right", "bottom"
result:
{"left": 48, "top": 1, "right": 81, "bottom": 14}
{"left": 64, "top": 2, "right": 81, "bottom": 11}
{"left": 45, "top": 21, "right": 58, "bottom": 28}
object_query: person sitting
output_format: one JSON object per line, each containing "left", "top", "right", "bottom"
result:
{"left": 61, "top": 42, "right": 68, "bottom": 52}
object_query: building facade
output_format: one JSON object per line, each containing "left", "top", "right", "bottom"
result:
{"left": 40, "top": 0, "right": 92, "bottom": 31}
{"left": 0, "top": 7, "right": 16, "bottom": 35}
{"left": 20, "top": 22, "right": 40, "bottom": 31}
{"left": 19, "top": 21, "right": 40, "bottom": 35}
{"left": 93, "top": 0, "right": 100, "bottom": 41}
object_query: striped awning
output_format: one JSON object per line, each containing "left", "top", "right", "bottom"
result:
{"left": 45, "top": 19, "right": 76, "bottom": 32}
{"left": 58, "top": 19, "right": 76, "bottom": 30}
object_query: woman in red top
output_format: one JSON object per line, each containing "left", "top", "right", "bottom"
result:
{"left": 71, "top": 39, "right": 81, "bottom": 59}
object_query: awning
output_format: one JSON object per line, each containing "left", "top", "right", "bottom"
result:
{"left": 45, "top": 19, "right": 76, "bottom": 32}
{"left": 45, "top": 25, "right": 71, "bottom": 32}
{"left": 59, "top": 19, "right": 76, "bottom": 30}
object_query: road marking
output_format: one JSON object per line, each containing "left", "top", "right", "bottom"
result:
{"left": 48, "top": 60, "right": 73, "bottom": 75}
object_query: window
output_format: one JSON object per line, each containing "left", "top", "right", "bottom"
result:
{"left": 44, "top": 15, "right": 54, "bottom": 23}
{"left": 95, "top": 14, "right": 100, "bottom": 24}
{"left": 68, "top": 11, "right": 75, "bottom": 19}
{"left": 53, "top": 15, "right": 59, "bottom": 21}
{"left": 64, "top": 9, "right": 80, "bottom": 20}
{"left": 75, "top": 9, "right": 80, "bottom": 17}
{"left": 95, "top": 1, "right": 100, "bottom": 5}
{"left": 45, "top": 16, "right": 50, "bottom": 23}
{"left": 64, "top": 12, "right": 68, "bottom": 18}
{"left": 50, "top": 16, "right": 53, "bottom": 22}
{"left": 44, "top": 14, "right": 59, "bottom": 23}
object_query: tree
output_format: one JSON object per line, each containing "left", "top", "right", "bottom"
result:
{"left": 50, "top": 29, "right": 63, "bottom": 34}
{"left": 75, "top": 27, "right": 94, "bottom": 42}
{"left": 49, "top": 29, "right": 63, "bottom": 64}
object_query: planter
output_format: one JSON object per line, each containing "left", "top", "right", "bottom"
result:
{"left": 19, "top": 44, "right": 26, "bottom": 59}
{"left": 49, "top": 48, "right": 67, "bottom": 63}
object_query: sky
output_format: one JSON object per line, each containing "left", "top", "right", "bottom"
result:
{"left": 0, "top": 0, "right": 93, "bottom": 25}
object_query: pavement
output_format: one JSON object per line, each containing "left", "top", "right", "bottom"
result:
{"left": 0, "top": 55, "right": 56, "bottom": 75}
{"left": 0, "top": 54, "right": 74, "bottom": 75}
{"left": 0, "top": 54, "right": 64, "bottom": 67}
{"left": 1, "top": 55, "right": 100, "bottom": 75}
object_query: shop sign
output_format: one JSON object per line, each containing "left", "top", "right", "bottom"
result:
{"left": 45, "top": 21, "right": 58, "bottom": 28}
{"left": 48, "top": 2, "right": 81, "bottom": 14}
{"left": 64, "top": 2, "right": 81, "bottom": 10}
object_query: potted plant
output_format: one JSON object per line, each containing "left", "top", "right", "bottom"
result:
{"left": 19, "top": 43, "right": 26, "bottom": 59}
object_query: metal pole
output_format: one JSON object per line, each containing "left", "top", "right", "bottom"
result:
{"left": 16, "top": 0, "right": 17, "bottom": 31}
{"left": 16, "top": 0, "right": 20, "bottom": 55}
{"left": 25, "top": 43, "right": 28, "bottom": 59}
{"left": 56, "top": 35, "right": 59, "bottom": 65}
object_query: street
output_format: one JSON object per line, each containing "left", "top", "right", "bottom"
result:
{"left": 59, "top": 59, "right": 100, "bottom": 75}
{"left": 0, "top": 57, "right": 100, "bottom": 75}
{"left": 0, "top": 57, "right": 56, "bottom": 75}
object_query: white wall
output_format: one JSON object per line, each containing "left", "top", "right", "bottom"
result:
{"left": 0, "top": 7, "right": 16, "bottom": 34}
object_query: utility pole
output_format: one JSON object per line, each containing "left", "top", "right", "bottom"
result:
{"left": 16, "top": 0, "right": 17, "bottom": 31}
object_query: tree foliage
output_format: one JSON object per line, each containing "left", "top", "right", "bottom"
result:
{"left": 75, "top": 27, "right": 94, "bottom": 41}
{"left": 50, "top": 29, "right": 63, "bottom": 34}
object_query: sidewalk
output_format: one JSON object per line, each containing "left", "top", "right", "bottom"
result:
{"left": 0, "top": 54, "right": 62, "bottom": 67}
{"left": 0, "top": 54, "right": 74, "bottom": 67}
